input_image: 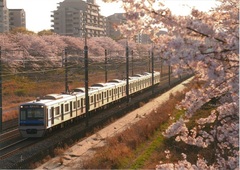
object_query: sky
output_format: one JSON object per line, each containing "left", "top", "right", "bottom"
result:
{"left": 6, "top": 0, "right": 218, "bottom": 33}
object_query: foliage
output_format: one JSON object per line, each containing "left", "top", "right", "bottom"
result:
{"left": 103, "top": 0, "right": 239, "bottom": 169}
{"left": 0, "top": 33, "right": 147, "bottom": 69}
{"left": 10, "top": 27, "right": 35, "bottom": 35}
{"left": 37, "top": 29, "right": 55, "bottom": 36}
{"left": 0, "top": 33, "right": 143, "bottom": 62}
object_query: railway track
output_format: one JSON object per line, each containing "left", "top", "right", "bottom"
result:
{"left": 0, "top": 138, "right": 30, "bottom": 160}
{"left": 0, "top": 129, "right": 21, "bottom": 144}
{"left": 1, "top": 118, "right": 18, "bottom": 132}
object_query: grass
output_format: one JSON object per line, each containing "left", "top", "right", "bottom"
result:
{"left": 130, "top": 109, "right": 186, "bottom": 169}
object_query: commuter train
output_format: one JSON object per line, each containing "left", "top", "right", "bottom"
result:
{"left": 18, "top": 72, "right": 160, "bottom": 137}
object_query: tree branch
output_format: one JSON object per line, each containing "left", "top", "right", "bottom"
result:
{"left": 201, "top": 48, "right": 238, "bottom": 55}
{"left": 186, "top": 26, "right": 227, "bottom": 43}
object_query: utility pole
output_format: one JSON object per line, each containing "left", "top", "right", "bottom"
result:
{"left": 64, "top": 48, "right": 69, "bottom": 93}
{"left": 168, "top": 62, "right": 171, "bottom": 86}
{"left": 160, "top": 57, "right": 163, "bottom": 79}
{"left": 126, "top": 43, "right": 129, "bottom": 103}
{"left": 148, "top": 50, "right": 151, "bottom": 72}
{"left": 84, "top": 32, "right": 89, "bottom": 127}
{"left": 131, "top": 50, "right": 134, "bottom": 76}
{"left": 104, "top": 49, "right": 107, "bottom": 82}
{"left": 0, "top": 47, "right": 2, "bottom": 132}
{"left": 151, "top": 47, "right": 154, "bottom": 94}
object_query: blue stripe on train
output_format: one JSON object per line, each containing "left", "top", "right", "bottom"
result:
{"left": 20, "top": 120, "right": 44, "bottom": 124}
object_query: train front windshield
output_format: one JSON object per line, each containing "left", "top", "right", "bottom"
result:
{"left": 20, "top": 105, "right": 44, "bottom": 126}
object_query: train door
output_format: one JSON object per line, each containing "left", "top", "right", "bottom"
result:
{"left": 70, "top": 101, "right": 73, "bottom": 117}
{"left": 98, "top": 94, "right": 101, "bottom": 107}
{"left": 51, "top": 107, "right": 54, "bottom": 125}
{"left": 94, "top": 94, "right": 96, "bottom": 108}
{"left": 102, "top": 92, "right": 104, "bottom": 104}
{"left": 61, "top": 104, "right": 64, "bottom": 120}
{"left": 107, "top": 91, "right": 109, "bottom": 102}
{"left": 81, "top": 98, "right": 84, "bottom": 113}
{"left": 112, "top": 89, "right": 114, "bottom": 100}
{"left": 46, "top": 107, "right": 48, "bottom": 127}
{"left": 118, "top": 87, "right": 121, "bottom": 98}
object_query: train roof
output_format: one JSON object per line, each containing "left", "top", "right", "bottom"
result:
{"left": 40, "top": 94, "right": 63, "bottom": 100}
{"left": 19, "top": 71, "right": 161, "bottom": 107}
{"left": 91, "top": 83, "right": 107, "bottom": 87}
{"left": 129, "top": 76, "right": 139, "bottom": 80}
{"left": 21, "top": 93, "right": 76, "bottom": 106}
{"left": 107, "top": 79, "right": 124, "bottom": 83}
{"left": 72, "top": 87, "right": 100, "bottom": 94}
{"left": 132, "top": 74, "right": 143, "bottom": 77}
{"left": 72, "top": 87, "right": 85, "bottom": 93}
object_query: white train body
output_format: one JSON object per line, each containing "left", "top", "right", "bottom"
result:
{"left": 18, "top": 72, "right": 160, "bottom": 137}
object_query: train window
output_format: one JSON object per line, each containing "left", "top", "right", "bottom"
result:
{"left": 77, "top": 100, "right": 80, "bottom": 108}
{"left": 109, "top": 90, "right": 112, "bottom": 96}
{"left": 99, "top": 94, "right": 101, "bottom": 100}
{"left": 104, "top": 92, "right": 106, "bottom": 98}
{"left": 28, "top": 110, "right": 34, "bottom": 118}
{"left": 65, "top": 104, "right": 69, "bottom": 112}
{"left": 20, "top": 111, "right": 26, "bottom": 120}
{"left": 73, "top": 101, "right": 76, "bottom": 109}
{"left": 91, "top": 96, "right": 93, "bottom": 103}
{"left": 28, "top": 109, "right": 42, "bottom": 118}
{"left": 55, "top": 106, "right": 60, "bottom": 115}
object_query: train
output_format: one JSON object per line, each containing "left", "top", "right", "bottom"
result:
{"left": 18, "top": 71, "right": 161, "bottom": 137}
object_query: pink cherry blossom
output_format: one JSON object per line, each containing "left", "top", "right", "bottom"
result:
{"left": 104, "top": 0, "right": 239, "bottom": 169}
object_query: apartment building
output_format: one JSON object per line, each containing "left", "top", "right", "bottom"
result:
{"left": 51, "top": 0, "right": 106, "bottom": 37}
{"left": 106, "top": 13, "right": 126, "bottom": 40}
{"left": 0, "top": 0, "right": 9, "bottom": 33}
{"left": 9, "top": 9, "right": 26, "bottom": 30}
{"left": 106, "top": 13, "right": 153, "bottom": 44}
{"left": 134, "top": 33, "right": 152, "bottom": 44}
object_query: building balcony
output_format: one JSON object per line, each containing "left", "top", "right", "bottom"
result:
{"left": 85, "top": 25, "right": 104, "bottom": 31}
{"left": 90, "top": 11, "right": 98, "bottom": 16}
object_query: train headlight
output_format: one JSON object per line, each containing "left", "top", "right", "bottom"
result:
{"left": 20, "top": 106, "right": 23, "bottom": 108}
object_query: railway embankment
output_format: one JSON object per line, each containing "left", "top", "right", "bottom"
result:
{"left": 35, "top": 77, "right": 194, "bottom": 169}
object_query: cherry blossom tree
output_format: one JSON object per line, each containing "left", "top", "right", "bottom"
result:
{"left": 91, "top": 36, "right": 124, "bottom": 51}
{"left": 103, "top": 0, "right": 239, "bottom": 169}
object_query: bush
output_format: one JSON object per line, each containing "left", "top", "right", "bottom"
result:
{"left": 14, "top": 89, "right": 27, "bottom": 96}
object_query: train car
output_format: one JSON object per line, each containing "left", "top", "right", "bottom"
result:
{"left": 19, "top": 93, "right": 78, "bottom": 137}
{"left": 106, "top": 79, "right": 126, "bottom": 102}
{"left": 18, "top": 72, "right": 160, "bottom": 138}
